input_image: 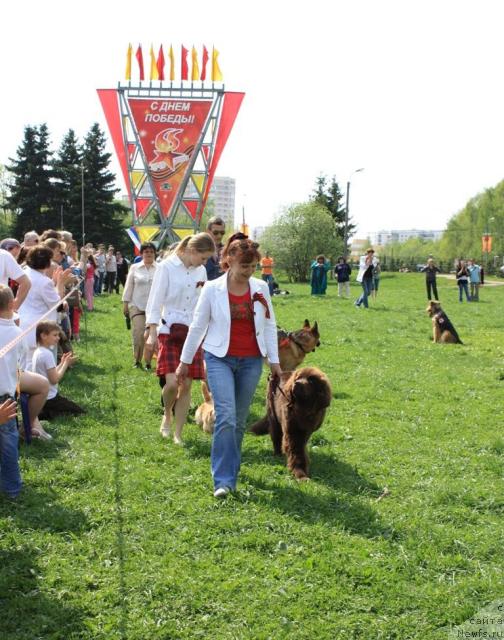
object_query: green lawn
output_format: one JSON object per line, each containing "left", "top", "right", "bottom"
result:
{"left": 1, "top": 273, "right": 503, "bottom": 639}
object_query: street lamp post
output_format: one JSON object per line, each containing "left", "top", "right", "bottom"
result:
{"left": 344, "top": 168, "right": 364, "bottom": 258}
{"left": 80, "top": 164, "right": 85, "bottom": 245}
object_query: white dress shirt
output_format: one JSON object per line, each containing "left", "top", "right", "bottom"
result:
{"left": 145, "top": 254, "right": 207, "bottom": 335}
{"left": 0, "top": 317, "right": 25, "bottom": 397}
{"left": 122, "top": 261, "right": 157, "bottom": 311}
{"left": 0, "top": 248, "right": 25, "bottom": 285}
{"left": 18, "top": 267, "right": 60, "bottom": 367}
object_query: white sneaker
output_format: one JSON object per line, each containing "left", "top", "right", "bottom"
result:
{"left": 213, "top": 487, "right": 230, "bottom": 498}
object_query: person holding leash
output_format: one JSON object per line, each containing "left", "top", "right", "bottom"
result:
{"left": 176, "top": 233, "right": 282, "bottom": 498}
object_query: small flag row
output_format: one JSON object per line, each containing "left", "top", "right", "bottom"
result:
{"left": 125, "top": 44, "right": 223, "bottom": 82}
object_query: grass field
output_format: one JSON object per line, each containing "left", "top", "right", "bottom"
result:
{"left": 1, "top": 273, "right": 503, "bottom": 639}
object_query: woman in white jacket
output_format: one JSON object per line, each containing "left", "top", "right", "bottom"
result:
{"left": 145, "top": 233, "right": 215, "bottom": 444}
{"left": 176, "top": 234, "right": 282, "bottom": 498}
{"left": 355, "top": 248, "right": 378, "bottom": 308}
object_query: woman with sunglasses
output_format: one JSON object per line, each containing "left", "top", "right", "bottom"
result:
{"left": 176, "top": 233, "right": 282, "bottom": 498}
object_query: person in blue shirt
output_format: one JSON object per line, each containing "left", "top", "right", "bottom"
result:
{"left": 334, "top": 256, "right": 352, "bottom": 298}
{"left": 467, "top": 258, "right": 481, "bottom": 301}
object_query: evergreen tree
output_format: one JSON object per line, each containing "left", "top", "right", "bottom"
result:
{"left": 80, "top": 123, "right": 127, "bottom": 247}
{"left": 312, "top": 175, "right": 329, "bottom": 209}
{"left": 0, "top": 164, "right": 13, "bottom": 237}
{"left": 52, "top": 129, "right": 83, "bottom": 237}
{"left": 7, "top": 124, "right": 56, "bottom": 237}
{"left": 311, "top": 174, "right": 353, "bottom": 241}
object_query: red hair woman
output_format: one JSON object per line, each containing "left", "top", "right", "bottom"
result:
{"left": 176, "top": 233, "right": 281, "bottom": 498}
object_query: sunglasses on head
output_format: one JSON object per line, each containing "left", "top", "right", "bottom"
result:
{"left": 236, "top": 240, "right": 259, "bottom": 250}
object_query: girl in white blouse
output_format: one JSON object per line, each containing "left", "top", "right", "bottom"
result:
{"left": 145, "top": 233, "right": 215, "bottom": 445}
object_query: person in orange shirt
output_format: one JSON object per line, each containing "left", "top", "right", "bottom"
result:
{"left": 260, "top": 251, "right": 275, "bottom": 295}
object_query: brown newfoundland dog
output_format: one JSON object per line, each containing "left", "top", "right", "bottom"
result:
{"left": 250, "top": 366, "right": 332, "bottom": 480}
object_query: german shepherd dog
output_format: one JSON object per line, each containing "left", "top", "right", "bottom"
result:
{"left": 250, "top": 367, "right": 332, "bottom": 480}
{"left": 277, "top": 319, "right": 320, "bottom": 371}
{"left": 426, "top": 300, "right": 463, "bottom": 344}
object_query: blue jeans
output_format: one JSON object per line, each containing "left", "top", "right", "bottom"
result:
{"left": 458, "top": 280, "right": 470, "bottom": 302}
{"left": 0, "top": 418, "right": 22, "bottom": 498}
{"left": 262, "top": 274, "right": 274, "bottom": 296}
{"left": 355, "top": 278, "right": 373, "bottom": 307}
{"left": 204, "top": 352, "right": 264, "bottom": 491}
{"left": 94, "top": 271, "right": 105, "bottom": 294}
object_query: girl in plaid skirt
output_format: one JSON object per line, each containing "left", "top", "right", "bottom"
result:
{"left": 145, "top": 233, "right": 215, "bottom": 445}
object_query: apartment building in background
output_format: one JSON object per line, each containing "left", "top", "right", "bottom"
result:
{"left": 369, "top": 229, "right": 444, "bottom": 246}
{"left": 184, "top": 176, "right": 236, "bottom": 228}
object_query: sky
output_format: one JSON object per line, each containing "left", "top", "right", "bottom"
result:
{"left": 2, "top": 0, "right": 504, "bottom": 237}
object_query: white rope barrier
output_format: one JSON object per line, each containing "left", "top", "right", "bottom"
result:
{"left": 0, "top": 277, "right": 84, "bottom": 360}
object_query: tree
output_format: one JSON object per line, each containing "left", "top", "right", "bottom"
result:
{"left": 259, "top": 201, "right": 343, "bottom": 282}
{"left": 0, "top": 164, "right": 13, "bottom": 237}
{"left": 438, "top": 183, "right": 504, "bottom": 269}
{"left": 311, "top": 174, "right": 353, "bottom": 240}
{"left": 51, "top": 129, "right": 83, "bottom": 235}
{"left": 79, "top": 123, "right": 128, "bottom": 248}
{"left": 7, "top": 124, "right": 57, "bottom": 237}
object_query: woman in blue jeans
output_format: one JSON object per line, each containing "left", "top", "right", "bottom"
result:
{"left": 456, "top": 259, "right": 471, "bottom": 302}
{"left": 176, "top": 233, "right": 281, "bottom": 498}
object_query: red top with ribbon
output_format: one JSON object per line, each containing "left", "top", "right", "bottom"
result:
{"left": 251, "top": 291, "right": 270, "bottom": 318}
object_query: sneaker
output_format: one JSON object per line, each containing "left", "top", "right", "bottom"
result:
{"left": 133, "top": 361, "right": 141, "bottom": 368}
{"left": 144, "top": 363, "right": 152, "bottom": 371}
{"left": 213, "top": 487, "right": 231, "bottom": 498}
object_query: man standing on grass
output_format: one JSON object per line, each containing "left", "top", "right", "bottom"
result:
{"left": 260, "top": 251, "right": 275, "bottom": 296}
{"left": 468, "top": 258, "right": 481, "bottom": 302}
{"left": 205, "top": 216, "right": 226, "bottom": 281}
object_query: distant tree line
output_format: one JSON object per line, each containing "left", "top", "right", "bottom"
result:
{"left": 3, "top": 123, "right": 128, "bottom": 248}
{"left": 377, "top": 182, "right": 504, "bottom": 274}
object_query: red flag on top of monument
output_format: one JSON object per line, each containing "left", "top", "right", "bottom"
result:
{"left": 181, "top": 45, "right": 189, "bottom": 80}
{"left": 136, "top": 45, "right": 144, "bottom": 81}
{"left": 201, "top": 45, "right": 209, "bottom": 81}
{"left": 157, "top": 45, "right": 165, "bottom": 80}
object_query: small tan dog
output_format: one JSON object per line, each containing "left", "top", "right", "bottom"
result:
{"left": 195, "top": 380, "right": 216, "bottom": 434}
